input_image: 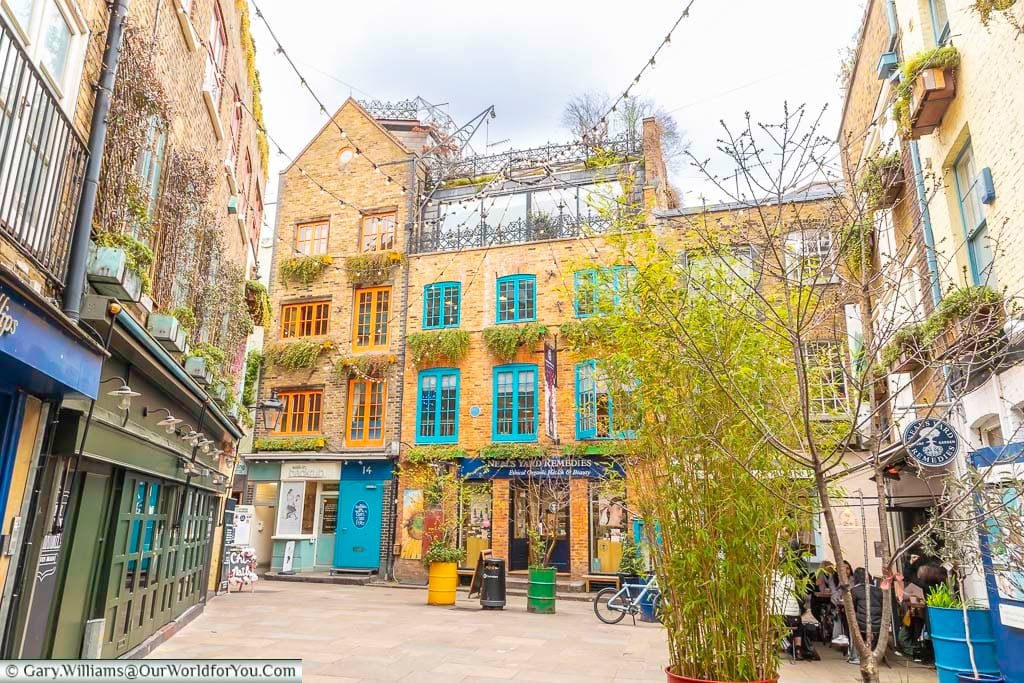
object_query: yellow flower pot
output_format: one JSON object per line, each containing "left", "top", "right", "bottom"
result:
{"left": 427, "top": 561, "right": 458, "bottom": 606}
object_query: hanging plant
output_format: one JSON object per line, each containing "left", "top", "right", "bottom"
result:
{"left": 264, "top": 339, "right": 333, "bottom": 370}
{"left": 234, "top": 0, "right": 269, "bottom": 170}
{"left": 407, "top": 330, "right": 471, "bottom": 366}
{"left": 479, "top": 443, "right": 545, "bottom": 461}
{"left": 169, "top": 306, "right": 197, "bottom": 332}
{"left": 280, "top": 254, "right": 333, "bottom": 284}
{"left": 254, "top": 436, "right": 326, "bottom": 452}
{"left": 840, "top": 222, "right": 873, "bottom": 279}
{"left": 559, "top": 319, "right": 608, "bottom": 352}
{"left": 343, "top": 251, "right": 407, "bottom": 286}
{"left": 972, "top": 0, "right": 1018, "bottom": 26}
{"left": 245, "top": 280, "right": 272, "bottom": 327}
{"left": 332, "top": 352, "right": 396, "bottom": 381}
{"left": 482, "top": 323, "right": 548, "bottom": 362}
{"left": 406, "top": 445, "right": 467, "bottom": 465}
{"left": 857, "top": 152, "right": 902, "bottom": 210}
{"left": 241, "top": 350, "right": 263, "bottom": 406}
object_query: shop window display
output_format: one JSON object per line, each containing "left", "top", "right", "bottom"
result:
{"left": 590, "top": 483, "right": 627, "bottom": 574}
{"left": 460, "top": 483, "right": 492, "bottom": 568}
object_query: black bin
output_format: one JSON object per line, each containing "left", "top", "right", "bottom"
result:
{"left": 480, "top": 557, "right": 506, "bottom": 609}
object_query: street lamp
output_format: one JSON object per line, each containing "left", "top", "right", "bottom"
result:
{"left": 250, "top": 392, "right": 284, "bottom": 431}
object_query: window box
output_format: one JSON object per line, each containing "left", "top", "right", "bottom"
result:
{"left": 877, "top": 51, "right": 899, "bottom": 80}
{"left": 147, "top": 313, "right": 187, "bottom": 353}
{"left": 886, "top": 337, "right": 926, "bottom": 374}
{"left": 929, "top": 302, "right": 1004, "bottom": 361}
{"left": 86, "top": 244, "right": 143, "bottom": 302}
{"left": 184, "top": 356, "right": 213, "bottom": 385}
{"left": 909, "top": 67, "right": 957, "bottom": 139}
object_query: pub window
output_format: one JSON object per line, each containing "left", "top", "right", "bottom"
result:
{"left": 360, "top": 212, "right": 396, "bottom": 252}
{"left": 423, "top": 282, "right": 461, "bottom": 329}
{"left": 275, "top": 389, "right": 323, "bottom": 435}
{"left": 296, "top": 220, "right": 329, "bottom": 256}
{"left": 353, "top": 287, "right": 390, "bottom": 350}
{"left": 347, "top": 378, "right": 386, "bottom": 447}
{"left": 280, "top": 301, "right": 330, "bottom": 338}
{"left": 493, "top": 364, "right": 537, "bottom": 441}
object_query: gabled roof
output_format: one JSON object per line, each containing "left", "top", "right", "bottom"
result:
{"left": 281, "top": 97, "right": 413, "bottom": 175}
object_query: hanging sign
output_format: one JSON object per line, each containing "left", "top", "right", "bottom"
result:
{"left": 903, "top": 418, "right": 960, "bottom": 468}
{"left": 544, "top": 343, "right": 558, "bottom": 442}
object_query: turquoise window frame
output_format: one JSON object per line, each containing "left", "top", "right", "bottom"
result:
{"left": 573, "top": 266, "right": 636, "bottom": 318}
{"left": 423, "top": 282, "right": 461, "bottom": 330}
{"left": 416, "top": 368, "right": 460, "bottom": 444}
{"left": 575, "top": 360, "right": 634, "bottom": 440}
{"left": 492, "top": 364, "right": 538, "bottom": 442}
{"left": 952, "top": 141, "right": 989, "bottom": 286}
{"left": 928, "top": 0, "right": 950, "bottom": 44}
{"left": 495, "top": 275, "right": 536, "bottom": 323}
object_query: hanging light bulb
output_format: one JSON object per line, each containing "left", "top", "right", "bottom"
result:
{"left": 107, "top": 383, "right": 140, "bottom": 411}
{"left": 156, "top": 416, "right": 182, "bottom": 434}
{"left": 340, "top": 130, "right": 348, "bottom": 139}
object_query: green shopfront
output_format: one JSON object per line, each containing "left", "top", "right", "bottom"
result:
{"left": 1, "top": 300, "right": 239, "bottom": 659}
{"left": 241, "top": 457, "right": 393, "bottom": 574}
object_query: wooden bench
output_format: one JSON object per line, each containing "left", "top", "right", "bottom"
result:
{"left": 584, "top": 574, "right": 621, "bottom": 592}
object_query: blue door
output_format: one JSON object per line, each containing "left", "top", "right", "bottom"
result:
{"left": 334, "top": 480, "right": 383, "bottom": 570}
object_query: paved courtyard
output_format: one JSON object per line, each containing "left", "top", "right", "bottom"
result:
{"left": 148, "top": 581, "right": 936, "bottom": 682}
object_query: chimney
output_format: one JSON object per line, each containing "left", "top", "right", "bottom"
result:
{"left": 641, "top": 117, "right": 677, "bottom": 210}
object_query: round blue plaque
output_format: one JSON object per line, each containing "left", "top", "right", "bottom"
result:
{"left": 469, "top": 406, "right": 482, "bottom": 418}
{"left": 903, "top": 418, "right": 959, "bottom": 468}
{"left": 352, "top": 501, "right": 369, "bottom": 528}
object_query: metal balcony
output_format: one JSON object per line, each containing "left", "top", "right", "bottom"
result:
{"left": 0, "top": 15, "right": 87, "bottom": 289}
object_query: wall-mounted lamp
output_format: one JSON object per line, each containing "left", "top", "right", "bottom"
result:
{"left": 102, "top": 376, "right": 140, "bottom": 411}
{"left": 247, "top": 391, "right": 284, "bottom": 431}
{"left": 143, "top": 407, "right": 182, "bottom": 434}
{"left": 182, "top": 461, "right": 201, "bottom": 477}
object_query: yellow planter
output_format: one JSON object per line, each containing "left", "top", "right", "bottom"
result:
{"left": 427, "top": 561, "right": 458, "bottom": 606}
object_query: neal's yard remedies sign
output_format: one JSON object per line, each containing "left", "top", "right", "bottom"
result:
{"left": 461, "top": 456, "right": 624, "bottom": 480}
{"left": 903, "top": 418, "right": 960, "bottom": 468}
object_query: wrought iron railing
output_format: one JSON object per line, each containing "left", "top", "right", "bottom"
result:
{"left": 432, "top": 132, "right": 642, "bottom": 185}
{"left": 0, "top": 16, "right": 87, "bottom": 288}
{"left": 410, "top": 213, "right": 618, "bottom": 254}
{"left": 358, "top": 98, "right": 420, "bottom": 120}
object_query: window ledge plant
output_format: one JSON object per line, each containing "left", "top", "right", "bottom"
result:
{"left": 482, "top": 323, "right": 548, "bottom": 362}
{"left": 407, "top": 330, "right": 470, "bottom": 366}
{"left": 479, "top": 443, "right": 545, "bottom": 460}
{"left": 559, "top": 319, "right": 609, "bottom": 352}
{"left": 858, "top": 152, "right": 903, "bottom": 210}
{"left": 93, "top": 231, "right": 156, "bottom": 294}
{"left": 264, "top": 339, "right": 333, "bottom": 371}
{"left": 332, "top": 352, "right": 396, "bottom": 381}
{"left": 280, "top": 254, "right": 332, "bottom": 284}
{"left": 892, "top": 46, "right": 961, "bottom": 137}
{"left": 879, "top": 324, "right": 927, "bottom": 373}
{"left": 344, "top": 251, "right": 406, "bottom": 286}
{"left": 254, "top": 436, "right": 326, "bottom": 451}
{"left": 406, "top": 445, "right": 467, "bottom": 465}
{"left": 922, "top": 285, "right": 1003, "bottom": 359}
{"left": 561, "top": 442, "right": 620, "bottom": 457}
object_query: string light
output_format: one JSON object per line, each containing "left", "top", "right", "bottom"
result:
{"left": 588, "top": 0, "right": 696, "bottom": 137}
{"left": 250, "top": 0, "right": 413, "bottom": 196}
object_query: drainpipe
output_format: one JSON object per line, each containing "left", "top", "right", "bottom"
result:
{"left": 910, "top": 140, "right": 942, "bottom": 308}
{"left": 62, "top": 0, "right": 131, "bottom": 320}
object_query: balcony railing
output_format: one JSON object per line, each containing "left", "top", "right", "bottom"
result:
{"left": 0, "top": 16, "right": 87, "bottom": 289}
{"left": 410, "top": 213, "right": 617, "bottom": 254}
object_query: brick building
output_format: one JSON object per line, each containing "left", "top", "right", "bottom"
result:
{"left": 839, "top": 0, "right": 1024, "bottom": 677}
{"left": 0, "top": 0, "right": 266, "bottom": 658}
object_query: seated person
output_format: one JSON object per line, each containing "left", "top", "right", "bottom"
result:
{"left": 772, "top": 572, "right": 820, "bottom": 661}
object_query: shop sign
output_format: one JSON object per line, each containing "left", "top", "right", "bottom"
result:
{"left": 460, "top": 456, "right": 625, "bottom": 480}
{"left": 903, "top": 418, "right": 960, "bottom": 468}
{"left": 281, "top": 461, "right": 341, "bottom": 480}
{"left": 0, "top": 294, "right": 19, "bottom": 336}
{"left": 352, "top": 501, "right": 369, "bottom": 528}
{"left": 544, "top": 343, "right": 557, "bottom": 442}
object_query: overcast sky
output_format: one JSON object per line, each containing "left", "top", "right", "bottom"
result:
{"left": 252, "top": 0, "right": 866, "bottom": 215}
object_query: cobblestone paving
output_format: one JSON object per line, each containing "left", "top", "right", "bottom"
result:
{"left": 148, "top": 582, "right": 936, "bottom": 682}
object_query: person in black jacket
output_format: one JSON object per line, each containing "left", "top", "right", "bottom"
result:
{"left": 848, "top": 567, "right": 884, "bottom": 665}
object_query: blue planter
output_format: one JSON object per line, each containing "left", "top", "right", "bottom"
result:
{"left": 638, "top": 588, "right": 659, "bottom": 623}
{"left": 928, "top": 606, "right": 1001, "bottom": 683}
{"left": 957, "top": 674, "right": 1003, "bottom": 683}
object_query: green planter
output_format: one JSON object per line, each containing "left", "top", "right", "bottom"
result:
{"left": 527, "top": 566, "right": 556, "bottom": 614}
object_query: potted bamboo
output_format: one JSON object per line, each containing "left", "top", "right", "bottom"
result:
{"left": 527, "top": 530, "right": 557, "bottom": 614}
{"left": 925, "top": 582, "right": 1002, "bottom": 683}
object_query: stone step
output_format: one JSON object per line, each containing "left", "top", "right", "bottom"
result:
{"left": 263, "top": 571, "right": 371, "bottom": 586}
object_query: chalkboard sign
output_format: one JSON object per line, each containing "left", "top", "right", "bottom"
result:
{"left": 467, "top": 549, "right": 492, "bottom": 599}
{"left": 223, "top": 498, "right": 237, "bottom": 546}
{"left": 322, "top": 499, "right": 337, "bottom": 534}
{"left": 226, "top": 547, "right": 257, "bottom": 591}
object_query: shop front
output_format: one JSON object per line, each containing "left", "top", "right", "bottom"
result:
{"left": 240, "top": 457, "right": 393, "bottom": 574}
{"left": 395, "top": 455, "right": 625, "bottom": 581}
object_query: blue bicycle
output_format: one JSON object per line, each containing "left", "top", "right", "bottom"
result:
{"left": 593, "top": 574, "right": 662, "bottom": 624}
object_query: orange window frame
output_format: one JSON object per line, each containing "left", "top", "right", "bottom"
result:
{"left": 281, "top": 301, "right": 330, "bottom": 338}
{"left": 275, "top": 389, "right": 323, "bottom": 435}
{"left": 353, "top": 287, "right": 390, "bottom": 351}
{"left": 296, "top": 221, "right": 329, "bottom": 255}
{"left": 346, "top": 378, "right": 386, "bottom": 446}
{"left": 360, "top": 212, "right": 396, "bottom": 252}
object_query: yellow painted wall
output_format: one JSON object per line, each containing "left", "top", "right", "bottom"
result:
{"left": 0, "top": 397, "right": 43, "bottom": 597}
